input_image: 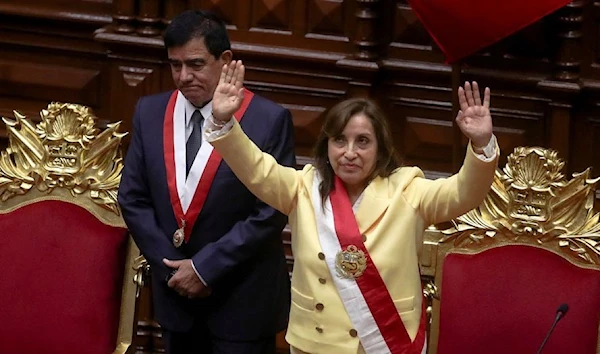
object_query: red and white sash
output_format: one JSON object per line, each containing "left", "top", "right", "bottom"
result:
{"left": 163, "top": 89, "right": 254, "bottom": 242}
{"left": 311, "top": 174, "right": 427, "bottom": 354}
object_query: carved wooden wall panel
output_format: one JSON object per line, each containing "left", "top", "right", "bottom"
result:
{"left": 194, "top": 0, "right": 238, "bottom": 26}
{"left": 572, "top": 116, "right": 600, "bottom": 173}
{"left": 187, "top": 0, "right": 354, "bottom": 54}
{"left": 386, "top": 0, "right": 445, "bottom": 62}
{"left": 107, "top": 62, "right": 164, "bottom": 137}
{"left": 241, "top": 57, "right": 348, "bottom": 156}
{"left": 0, "top": 57, "right": 101, "bottom": 105}
{"left": 0, "top": 1, "right": 110, "bottom": 147}
{"left": 307, "top": 0, "right": 348, "bottom": 39}
{"left": 250, "top": 0, "right": 291, "bottom": 32}
{"left": 0, "top": 1, "right": 111, "bottom": 22}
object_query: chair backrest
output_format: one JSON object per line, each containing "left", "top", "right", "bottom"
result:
{"left": 0, "top": 103, "right": 139, "bottom": 354}
{"left": 421, "top": 146, "right": 600, "bottom": 354}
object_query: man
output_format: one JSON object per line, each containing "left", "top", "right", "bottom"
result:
{"left": 118, "top": 10, "right": 295, "bottom": 354}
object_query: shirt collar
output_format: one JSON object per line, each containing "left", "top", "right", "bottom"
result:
{"left": 184, "top": 97, "right": 213, "bottom": 128}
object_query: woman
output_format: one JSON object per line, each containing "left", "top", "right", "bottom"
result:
{"left": 204, "top": 61, "right": 498, "bottom": 354}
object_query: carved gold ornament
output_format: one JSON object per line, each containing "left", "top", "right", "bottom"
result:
{"left": 441, "top": 147, "right": 600, "bottom": 266}
{"left": 335, "top": 245, "right": 368, "bottom": 278}
{"left": 0, "top": 103, "right": 127, "bottom": 215}
{"left": 132, "top": 255, "right": 150, "bottom": 298}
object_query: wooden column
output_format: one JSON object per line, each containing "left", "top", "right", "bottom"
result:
{"left": 538, "top": 0, "right": 586, "bottom": 173}
{"left": 137, "top": 0, "right": 163, "bottom": 36}
{"left": 353, "top": 0, "right": 382, "bottom": 61}
{"left": 112, "top": 0, "right": 137, "bottom": 34}
{"left": 555, "top": 0, "right": 585, "bottom": 81}
{"left": 336, "top": 0, "right": 384, "bottom": 97}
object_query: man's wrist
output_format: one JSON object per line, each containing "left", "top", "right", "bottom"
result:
{"left": 190, "top": 260, "right": 209, "bottom": 287}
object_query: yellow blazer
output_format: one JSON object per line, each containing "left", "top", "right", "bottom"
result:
{"left": 210, "top": 121, "right": 498, "bottom": 354}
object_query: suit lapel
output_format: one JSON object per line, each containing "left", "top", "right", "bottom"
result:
{"left": 355, "top": 176, "right": 391, "bottom": 234}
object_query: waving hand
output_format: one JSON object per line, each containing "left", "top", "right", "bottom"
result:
{"left": 212, "top": 60, "right": 245, "bottom": 123}
{"left": 456, "top": 81, "right": 493, "bottom": 147}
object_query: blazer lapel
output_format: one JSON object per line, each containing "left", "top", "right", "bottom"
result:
{"left": 355, "top": 176, "right": 391, "bottom": 234}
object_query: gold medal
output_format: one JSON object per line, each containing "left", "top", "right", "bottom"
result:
{"left": 335, "top": 245, "right": 367, "bottom": 279}
{"left": 173, "top": 219, "right": 186, "bottom": 248}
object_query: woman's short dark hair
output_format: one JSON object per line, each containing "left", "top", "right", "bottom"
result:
{"left": 163, "top": 10, "right": 231, "bottom": 59}
{"left": 313, "top": 97, "right": 400, "bottom": 204}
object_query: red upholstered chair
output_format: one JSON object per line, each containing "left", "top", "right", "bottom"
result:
{"left": 420, "top": 147, "right": 600, "bottom": 354}
{"left": 0, "top": 103, "right": 140, "bottom": 354}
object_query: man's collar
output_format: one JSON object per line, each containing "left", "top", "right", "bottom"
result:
{"left": 183, "top": 96, "right": 213, "bottom": 127}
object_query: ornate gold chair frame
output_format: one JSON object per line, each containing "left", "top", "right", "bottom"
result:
{"left": 0, "top": 103, "right": 141, "bottom": 354}
{"left": 420, "top": 147, "right": 600, "bottom": 354}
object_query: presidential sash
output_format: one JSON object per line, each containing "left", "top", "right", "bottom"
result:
{"left": 163, "top": 89, "right": 254, "bottom": 246}
{"left": 312, "top": 174, "right": 426, "bottom": 354}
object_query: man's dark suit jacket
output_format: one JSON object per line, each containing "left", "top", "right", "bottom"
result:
{"left": 118, "top": 90, "right": 295, "bottom": 340}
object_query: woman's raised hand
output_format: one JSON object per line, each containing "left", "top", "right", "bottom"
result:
{"left": 455, "top": 81, "right": 493, "bottom": 148}
{"left": 212, "top": 60, "right": 245, "bottom": 122}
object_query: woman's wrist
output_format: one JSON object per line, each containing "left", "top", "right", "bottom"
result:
{"left": 472, "top": 135, "right": 497, "bottom": 158}
{"left": 210, "top": 111, "right": 230, "bottom": 126}
{"left": 471, "top": 135, "right": 492, "bottom": 150}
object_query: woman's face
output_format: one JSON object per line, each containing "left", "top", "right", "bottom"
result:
{"left": 328, "top": 113, "right": 378, "bottom": 193}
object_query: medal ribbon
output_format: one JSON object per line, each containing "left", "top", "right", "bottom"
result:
{"left": 163, "top": 89, "right": 254, "bottom": 243}
{"left": 329, "top": 175, "right": 426, "bottom": 354}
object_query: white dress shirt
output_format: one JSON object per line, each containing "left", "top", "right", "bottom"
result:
{"left": 182, "top": 97, "right": 213, "bottom": 287}
{"left": 184, "top": 99, "right": 213, "bottom": 142}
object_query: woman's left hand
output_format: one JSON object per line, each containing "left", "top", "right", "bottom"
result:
{"left": 456, "top": 81, "right": 493, "bottom": 147}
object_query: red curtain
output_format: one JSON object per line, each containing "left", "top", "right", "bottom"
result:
{"left": 407, "top": 0, "right": 573, "bottom": 62}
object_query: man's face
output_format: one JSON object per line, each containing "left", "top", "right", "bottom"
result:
{"left": 167, "top": 37, "right": 231, "bottom": 106}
